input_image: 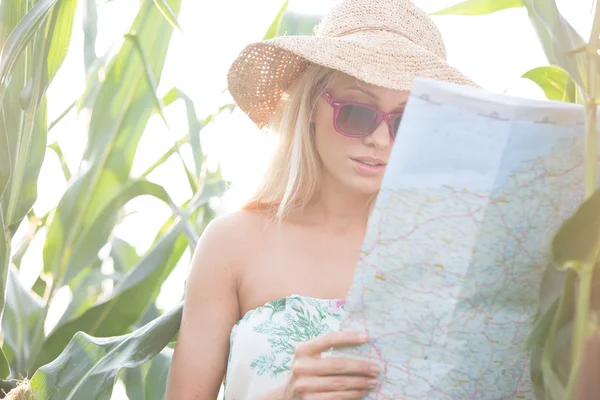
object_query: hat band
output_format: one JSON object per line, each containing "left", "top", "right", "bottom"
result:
{"left": 327, "top": 26, "right": 415, "bottom": 44}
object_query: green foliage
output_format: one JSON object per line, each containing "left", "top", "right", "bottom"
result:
{"left": 436, "top": 1, "right": 600, "bottom": 398}
{"left": 522, "top": 66, "right": 576, "bottom": 103}
{"left": 264, "top": 0, "right": 289, "bottom": 40}
{"left": 0, "top": 0, "right": 279, "bottom": 396}
{"left": 29, "top": 303, "right": 183, "bottom": 399}
{"left": 431, "top": 0, "right": 523, "bottom": 16}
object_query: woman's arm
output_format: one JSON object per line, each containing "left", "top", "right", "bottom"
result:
{"left": 166, "top": 215, "right": 242, "bottom": 399}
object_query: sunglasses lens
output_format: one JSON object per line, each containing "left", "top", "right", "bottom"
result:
{"left": 392, "top": 116, "right": 402, "bottom": 138}
{"left": 336, "top": 104, "right": 378, "bottom": 136}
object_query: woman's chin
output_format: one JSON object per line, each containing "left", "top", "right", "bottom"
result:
{"left": 343, "top": 175, "right": 383, "bottom": 196}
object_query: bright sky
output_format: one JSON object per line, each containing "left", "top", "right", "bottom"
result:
{"left": 9, "top": 0, "right": 595, "bottom": 397}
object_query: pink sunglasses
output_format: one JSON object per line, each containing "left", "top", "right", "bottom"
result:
{"left": 322, "top": 91, "right": 404, "bottom": 138}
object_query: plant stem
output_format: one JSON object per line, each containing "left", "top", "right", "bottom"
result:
{"left": 567, "top": 262, "right": 594, "bottom": 398}
{"left": 566, "top": 5, "right": 600, "bottom": 397}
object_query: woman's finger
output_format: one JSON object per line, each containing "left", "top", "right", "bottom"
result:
{"left": 294, "top": 375, "right": 378, "bottom": 393}
{"left": 295, "top": 331, "right": 369, "bottom": 357}
{"left": 302, "top": 390, "right": 372, "bottom": 400}
{"left": 293, "top": 356, "right": 380, "bottom": 377}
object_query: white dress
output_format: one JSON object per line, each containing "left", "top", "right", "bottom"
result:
{"left": 223, "top": 294, "right": 348, "bottom": 400}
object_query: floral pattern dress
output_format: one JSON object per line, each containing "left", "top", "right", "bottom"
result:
{"left": 223, "top": 294, "right": 347, "bottom": 400}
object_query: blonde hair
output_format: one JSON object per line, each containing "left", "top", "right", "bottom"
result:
{"left": 243, "top": 64, "right": 339, "bottom": 221}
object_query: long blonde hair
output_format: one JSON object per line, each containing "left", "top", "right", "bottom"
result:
{"left": 243, "top": 64, "right": 339, "bottom": 221}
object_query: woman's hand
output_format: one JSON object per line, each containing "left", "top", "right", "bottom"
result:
{"left": 281, "top": 331, "right": 381, "bottom": 399}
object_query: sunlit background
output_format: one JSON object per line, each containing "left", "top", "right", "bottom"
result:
{"left": 9, "top": 0, "right": 595, "bottom": 397}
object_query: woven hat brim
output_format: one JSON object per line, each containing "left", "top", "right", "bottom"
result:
{"left": 227, "top": 30, "right": 478, "bottom": 128}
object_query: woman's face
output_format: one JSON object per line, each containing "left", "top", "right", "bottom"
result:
{"left": 312, "top": 74, "right": 410, "bottom": 195}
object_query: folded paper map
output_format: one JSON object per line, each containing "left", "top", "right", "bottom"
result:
{"left": 330, "top": 78, "right": 590, "bottom": 399}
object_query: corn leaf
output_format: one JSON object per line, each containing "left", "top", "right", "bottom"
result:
{"left": 263, "top": 0, "right": 289, "bottom": 40}
{"left": 142, "top": 348, "right": 172, "bottom": 400}
{"left": 0, "top": 0, "right": 76, "bottom": 221}
{"left": 124, "top": 33, "right": 169, "bottom": 128}
{"left": 522, "top": 0, "right": 590, "bottom": 93}
{"left": 123, "top": 348, "right": 172, "bottom": 400}
{"left": 110, "top": 238, "right": 141, "bottom": 274}
{"left": 151, "top": 0, "right": 181, "bottom": 31}
{"left": 552, "top": 188, "right": 600, "bottom": 267}
{"left": 0, "top": 211, "right": 8, "bottom": 379}
{"left": 42, "top": 0, "right": 78, "bottom": 92}
{"left": 1, "top": 267, "right": 43, "bottom": 378}
{"left": 0, "top": 0, "right": 57, "bottom": 98}
{"left": 0, "top": 349, "right": 8, "bottom": 380}
{"left": 522, "top": 65, "right": 576, "bottom": 103}
{"left": 431, "top": 0, "right": 523, "bottom": 16}
{"left": 34, "top": 216, "right": 188, "bottom": 370}
{"left": 56, "top": 259, "right": 104, "bottom": 326}
{"left": 276, "top": 11, "right": 322, "bottom": 36}
{"left": 30, "top": 302, "right": 183, "bottom": 400}
{"left": 41, "top": 0, "right": 182, "bottom": 291}
{"left": 47, "top": 141, "right": 72, "bottom": 181}
{"left": 61, "top": 179, "right": 175, "bottom": 285}
{"left": 0, "top": 204, "right": 9, "bottom": 343}
{"left": 82, "top": 0, "right": 97, "bottom": 73}
{"left": 162, "top": 88, "right": 202, "bottom": 190}
{"left": 0, "top": 0, "right": 77, "bottom": 330}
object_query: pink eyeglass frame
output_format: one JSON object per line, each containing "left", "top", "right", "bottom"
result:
{"left": 322, "top": 91, "right": 403, "bottom": 138}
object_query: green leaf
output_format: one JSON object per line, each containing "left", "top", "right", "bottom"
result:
{"left": 276, "top": 11, "right": 322, "bottom": 36}
{"left": 524, "top": 265, "right": 570, "bottom": 352}
{"left": 0, "top": 204, "right": 9, "bottom": 326}
{"left": 163, "top": 88, "right": 204, "bottom": 173}
{"left": 522, "top": 65, "right": 576, "bottom": 102}
{"left": 263, "top": 0, "right": 289, "bottom": 40}
{"left": 34, "top": 217, "right": 188, "bottom": 370}
{"left": 82, "top": 0, "right": 98, "bottom": 74}
{"left": 110, "top": 237, "right": 141, "bottom": 274}
{"left": 31, "top": 276, "right": 47, "bottom": 298}
{"left": 61, "top": 179, "right": 174, "bottom": 285}
{"left": 551, "top": 188, "right": 600, "bottom": 267}
{"left": 152, "top": 0, "right": 182, "bottom": 31}
{"left": 48, "top": 141, "right": 72, "bottom": 180}
{"left": 1, "top": 266, "right": 44, "bottom": 377}
{"left": 0, "top": 0, "right": 77, "bottom": 333}
{"left": 124, "top": 33, "right": 169, "bottom": 128}
{"left": 122, "top": 348, "right": 172, "bottom": 400}
{"left": 524, "top": 297, "right": 559, "bottom": 352}
{"left": 523, "top": 0, "right": 590, "bottom": 93}
{"left": 0, "top": 0, "right": 28, "bottom": 199}
{"left": 0, "top": 0, "right": 58, "bottom": 99}
{"left": 430, "top": 0, "right": 523, "bottom": 16}
{"left": 0, "top": 349, "right": 8, "bottom": 380}
{"left": 0, "top": 0, "right": 77, "bottom": 103}
{"left": 163, "top": 88, "right": 203, "bottom": 188}
{"left": 123, "top": 366, "right": 145, "bottom": 400}
{"left": 56, "top": 260, "right": 104, "bottom": 326}
{"left": 143, "top": 348, "right": 172, "bottom": 400}
{"left": 48, "top": 99, "right": 76, "bottom": 131}
{"left": 29, "top": 302, "right": 183, "bottom": 400}
{"left": 537, "top": 270, "right": 577, "bottom": 399}
{"left": 42, "top": 0, "right": 182, "bottom": 289}
{"left": 43, "top": 0, "right": 78, "bottom": 92}
{"left": 140, "top": 133, "right": 190, "bottom": 178}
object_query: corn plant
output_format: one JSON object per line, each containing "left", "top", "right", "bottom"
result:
{"left": 433, "top": 0, "right": 600, "bottom": 398}
{"left": 0, "top": 0, "right": 292, "bottom": 398}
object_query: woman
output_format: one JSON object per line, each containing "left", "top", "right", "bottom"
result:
{"left": 166, "top": 0, "right": 476, "bottom": 398}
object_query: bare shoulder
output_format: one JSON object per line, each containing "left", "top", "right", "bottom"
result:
{"left": 204, "top": 208, "right": 270, "bottom": 240}
{"left": 195, "top": 209, "right": 270, "bottom": 262}
{"left": 165, "top": 209, "right": 270, "bottom": 399}
{"left": 189, "top": 207, "right": 276, "bottom": 284}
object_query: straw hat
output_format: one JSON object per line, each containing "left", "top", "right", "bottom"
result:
{"left": 227, "top": 0, "right": 478, "bottom": 129}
